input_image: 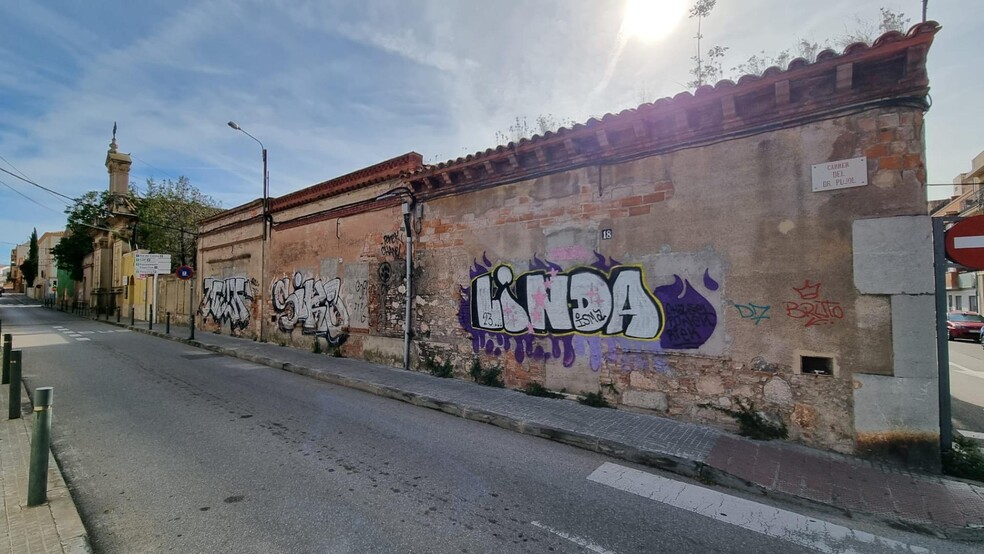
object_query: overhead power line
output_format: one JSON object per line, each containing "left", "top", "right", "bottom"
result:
{"left": 0, "top": 166, "right": 75, "bottom": 204}
{"left": 0, "top": 178, "right": 64, "bottom": 215}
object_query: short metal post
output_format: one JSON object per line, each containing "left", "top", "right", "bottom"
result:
{"left": 2, "top": 334, "right": 11, "bottom": 385}
{"left": 149, "top": 304, "right": 154, "bottom": 330}
{"left": 8, "top": 350, "right": 21, "bottom": 420}
{"left": 28, "top": 387, "right": 53, "bottom": 506}
{"left": 166, "top": 312, "right": 171, "bottom": 334}
{"left": 189, "top": 278, "right": 196, "bottom": 341}
{"left": 131, "top": 307, "right": 135, "bottom": 326}
{"left": 117, "top": 306, "right": 121, "bottom": 323}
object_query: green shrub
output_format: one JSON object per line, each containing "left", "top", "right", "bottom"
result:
{"left": 943, "top": 434, "right": 984, "bottom": 482}
{"left": 709, "top": 399, "right": 787, "bottom": 441}
{"left": 422, "top": 354, "right": 454, "bottom": 378}
{"left": 469, "top": 359, "right": 504, "bottom": 387}
{"left": 524, "top": 382, "right": 564, "bottom": 399}
{"left": 578, "top": 391, "right": 611, "bottom": 408}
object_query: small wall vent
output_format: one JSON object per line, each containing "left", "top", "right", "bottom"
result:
{"left": 801, "top": 356, "right": 834, "bottom": 376}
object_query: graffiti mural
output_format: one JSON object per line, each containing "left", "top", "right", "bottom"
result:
{"left": 735, "top": 303, "right": 771, "bottom": 325}
{"left": 783, "top": 280, "right": 844, "bottom": 327}
{"left": 460, "top": 252, "right": 719, "bottom": 371}
{"left": 271, "top": 272, "right": 350, "bottom": 344}
{"left": 653, "top": 269, "right": 719, "bottom": 349}
{"left": 199, "top": 276, "right": 258, "bottom": 331}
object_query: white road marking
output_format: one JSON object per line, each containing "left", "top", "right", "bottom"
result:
{"left": 79, "top": 331, "right": 94, "bottom": 334}
{"left": 76, "top": 338, "right": 91, "bottom": 341}
{"left": 587, "top": 462, "right": 929, "bottom": 554}
{"left": 958, "top": 429, "right": 984, "bottom": 441}
{"left": 530, "top": 521, "right": 616, "bottom": 554}
{"left": 954, "top": 235, "right": 984, "bottom": 249}
{"left": 951, "top": 363, "right": 984, "bottom": 380}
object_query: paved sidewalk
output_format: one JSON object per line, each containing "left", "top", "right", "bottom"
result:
{"left": 1, "top": 381, "right": 89, "bottom": 553}
{"left": 79, "top": 313, "right": 984, "bottom": 541}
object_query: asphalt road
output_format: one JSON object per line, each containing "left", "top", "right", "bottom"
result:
{"left": 948, "top": 338, "right": 984, "bottom": 435}
{"left": 0, "top": 296, "right": 971, "bottom": 553}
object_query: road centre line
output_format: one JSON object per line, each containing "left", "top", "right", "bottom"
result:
{"left": 529, "top": 521, "right": 616, "bottom": 554}
{"left": 587, "top": 462, "right": 928, "bottom": 554}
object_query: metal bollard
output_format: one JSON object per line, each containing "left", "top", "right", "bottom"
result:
{"left": 117, "top": 306, "right": 121, "bottom": 323}
{"left": 149, "top": 305, "right": 154, "bottom": 330}
{"left": 189, "top": 311, "right": 195, "bottom": 341}
{"left": 166, "top": 312, "right": 171, "bottom": 334}
{"left": 28, "top": 387, "right": 53, "bottom": 506}
{"left": 8, "top": 350, "right": 21, "bottom": 420}
{"left": 2, "top": 334, "right": 10, "bottom": 385}
{"left": 131, "top": 307, "right": 135, "bottom": 326}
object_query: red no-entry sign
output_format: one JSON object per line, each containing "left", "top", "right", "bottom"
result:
{"left": 945, "top": 215, "right": 984, "bottom": 269}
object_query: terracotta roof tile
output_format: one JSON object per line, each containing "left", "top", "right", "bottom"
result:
{"left": 406, "top": 21, "right": 941, "bottom": 191}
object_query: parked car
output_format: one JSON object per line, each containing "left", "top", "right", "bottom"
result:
{"left": 946, "top": 311, "right": 984, "bottom": 341}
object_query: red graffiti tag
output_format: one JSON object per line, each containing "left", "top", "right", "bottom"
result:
{"left": 784, "top": 280, "right": 844, "bottom": 327}
{"left": 783, "top": 300, "right": 844, "bottom": 327}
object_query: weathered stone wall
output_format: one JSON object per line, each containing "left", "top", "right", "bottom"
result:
{"left": 195, "top": 25, "right": 941, "bottom": 463}
{"left": 411, "top": 106, "right": 929, "bottom": 455}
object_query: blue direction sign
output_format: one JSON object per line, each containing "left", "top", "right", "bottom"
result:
{"left": 175, "top": 265, "right": 194, "bottom": 280}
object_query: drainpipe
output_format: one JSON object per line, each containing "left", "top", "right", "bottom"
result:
{"left": 402, "top": 201, "right": 413, "bottom": 370}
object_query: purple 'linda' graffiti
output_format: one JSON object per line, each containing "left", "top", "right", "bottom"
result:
{"left": 459, "top": 252, "right": 718, "bottom": 370}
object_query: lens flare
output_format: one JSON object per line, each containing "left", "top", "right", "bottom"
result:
{"left": 622, "top": 0, "right": 688, "bottom": 42}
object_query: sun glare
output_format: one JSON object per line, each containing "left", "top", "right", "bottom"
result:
{"left": 622, "top": 0, "right": 688, "bottom": 42}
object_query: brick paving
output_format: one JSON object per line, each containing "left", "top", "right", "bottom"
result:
{"left": 0, "top": 380, "right": 89, "bottom": 553}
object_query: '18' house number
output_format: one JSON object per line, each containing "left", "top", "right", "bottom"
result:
{"left": 601, "top": 229, "right": 613, "bottom": 240}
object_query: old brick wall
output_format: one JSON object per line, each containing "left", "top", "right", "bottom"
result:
{"left": 197, "top": 201, "right": 264, "bottom": 338}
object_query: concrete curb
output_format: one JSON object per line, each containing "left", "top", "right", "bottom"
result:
{"left": 46, "top": 450, "right": 92, "bottom": 554}
{"left": 79, "top": 313, "right": 984, "bottom": 542}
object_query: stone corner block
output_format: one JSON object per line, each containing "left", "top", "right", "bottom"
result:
{"left": 852, "top": 374, "right": 939, "bottom": 433}
{"left": 891, "top": 294, "right": 939, "bottom": 378}
{"left": 853, "top": 215, "right": 933, "bottom": 294}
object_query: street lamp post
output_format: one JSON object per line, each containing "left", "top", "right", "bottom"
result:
{"left": 228, "top": 121, "right": 269, "bottom": 341}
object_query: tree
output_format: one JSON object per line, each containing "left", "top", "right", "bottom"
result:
{"left": 688, "top": 0, "right": 727, "bottom": 88}
{"left": 19, "top": 228, "right": 38, "bottom": 287}
{"left": 132, "top": 177, "right": 222, "bottom": 268}
{"left": 52, "top": 191, "right": 112, "bottom": 282}
{"left": 52, "top": 177, "right": 221, "bottom": 280}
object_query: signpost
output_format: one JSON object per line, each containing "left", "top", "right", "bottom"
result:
{"left": 944, "top": 215, "right": 984, "bottom": 270}
{"left": 134, "top": 253, "right": 171, "bottom": 327}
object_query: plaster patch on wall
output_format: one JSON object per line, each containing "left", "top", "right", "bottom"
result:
{"left": 778, "top": 220, "right": 795, "bottom": 234}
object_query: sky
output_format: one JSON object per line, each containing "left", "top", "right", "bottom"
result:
{"left": 0, "top": 0, "right": 978, "bottom": 248}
